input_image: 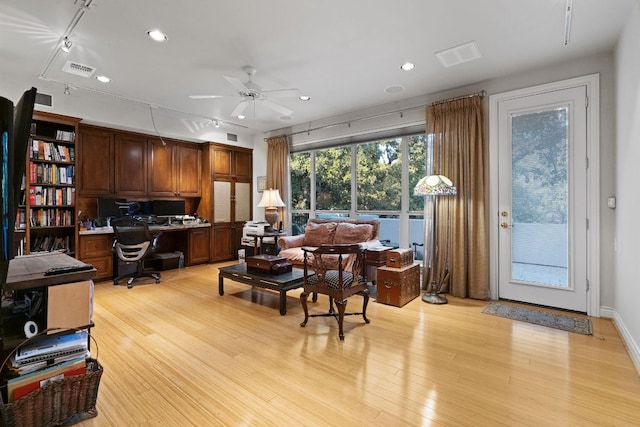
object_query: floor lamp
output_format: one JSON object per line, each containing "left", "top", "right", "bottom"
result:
{"left": 414, "top": 175, "right": 457, "bottom": 304}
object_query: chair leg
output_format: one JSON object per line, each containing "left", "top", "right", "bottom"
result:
{"left": 300, "top": 291, "right": 310, "bottom": 327}
{"left": 362, "top": 289, "right": 371, "bottom": 324}
{"left": 335, "top": 299, "right": 347, "bottom": 340}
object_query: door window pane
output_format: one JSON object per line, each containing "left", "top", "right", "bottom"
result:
{"left": 511, "top": 108, "right": 568, "bottom": 286}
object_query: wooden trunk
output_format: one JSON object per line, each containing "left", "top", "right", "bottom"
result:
{"left": 377, "top": 262, "right": 421, "bottom": 307}
{"left": 385, "top": 248, "right": 414, "bottom": 268}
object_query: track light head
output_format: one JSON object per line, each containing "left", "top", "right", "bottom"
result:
{"left": 61, "top": 37, "right": 73, "bottom": 53}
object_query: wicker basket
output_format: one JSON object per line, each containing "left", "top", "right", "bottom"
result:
{"left": 0, "top": 329, "right": 103, "bottom": 427}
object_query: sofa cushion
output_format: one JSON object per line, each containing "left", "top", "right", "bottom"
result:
{"left": 302, "top": 222, "right": 337, "bottom": 247}
{"left": 333, "top": 223, "right": 373, "bottom": 244}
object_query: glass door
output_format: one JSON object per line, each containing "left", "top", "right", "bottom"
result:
{"left": 497, "top": 86, "right": 588, "bottom": 312}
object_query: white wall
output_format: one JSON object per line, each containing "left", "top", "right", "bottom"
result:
{"left": 614, "top": 2, "right": 640, "bottom": 372}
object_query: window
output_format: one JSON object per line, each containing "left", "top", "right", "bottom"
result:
{"left": 289, "top": 133, "right": 427, "bottom": 251}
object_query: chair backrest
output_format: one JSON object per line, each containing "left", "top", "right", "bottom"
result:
{"left": 111, "top": 217, "right": 152, "bottom": 246}
{"left": 303, "top": 244, "right": 366, "bottom": 294}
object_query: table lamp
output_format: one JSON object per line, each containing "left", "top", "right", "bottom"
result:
{"left": 414, "top": 174, "right": 457, "bottom": 304}
{"left": 258, "top": 188, "right": 286, "bottom": 231}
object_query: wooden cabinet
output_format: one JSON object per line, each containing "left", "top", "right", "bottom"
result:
{"left": 187, "top": 227, "right": 210, "bottom": 265}
{"left": 78, "top": 233, "right": 113, "bottom": 281}
{"left": 176, "top": 143, "right": 202, "bottom": 197}
{"left": 148, "top": 139, "right": 201, "bottom": 197}
{"left": 78, "top": 125, "right": 114, "bottom": 196}
{"left": 20, "top": 112, "right": 81, "bottom": 257}
{"left": 115, "top": 133, "right": 147, "bottom": 196}
{"left": 200, "top": 143, "right": 252, "bottom": 262}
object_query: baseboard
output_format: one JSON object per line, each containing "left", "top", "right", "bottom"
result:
{"left": 609, "top": 308, "right": 640, "bottom": 376}
{"left": 599, "top": 306, "right": 615, "bottom": 318}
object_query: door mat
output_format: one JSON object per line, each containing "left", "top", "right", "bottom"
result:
{"left": 482, "top": 301, "right": 592, "bottom": 335}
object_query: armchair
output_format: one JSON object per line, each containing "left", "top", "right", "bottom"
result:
{"left": 300, "top": 244, "right": 370, "bottom": 340}
{"left": 111, "top": 217, "right": 162, "bottom": 288}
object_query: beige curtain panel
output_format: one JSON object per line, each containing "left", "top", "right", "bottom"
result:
{"left": 426, "top": 95, "right": 489, "bottom": 299}
{"left": 266, "top": 135, "right": 290, "bottom": 229}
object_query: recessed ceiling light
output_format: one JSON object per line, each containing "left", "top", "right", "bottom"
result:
{"left": 96, "top": 75, "right": 111, "bottom": 83}
{"left": 385, "top": 85, "right": 404, "bottom": 94}
{"left": 299, "top": 95, "right": 311, "bottom": 101}
{"left": 400, "top": 62, "right": 415, "bottom": 71}
{"left": 147, "top": 30, "right": 168, "bottom": 42}
{"left": 237, "top": 115, "right": 246, "bottom": 120}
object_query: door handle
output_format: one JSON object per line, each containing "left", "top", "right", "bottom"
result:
{"left": 500, "top": 222, "right": 511, "bottom": 229}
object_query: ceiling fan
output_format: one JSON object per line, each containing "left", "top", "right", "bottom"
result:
{"left": 189, "top": 66, "right": 300, "bottom": 118}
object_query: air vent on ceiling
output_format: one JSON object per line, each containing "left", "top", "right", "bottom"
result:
{"left": 435, "top": 41, "right": 482, "bottom": 68}
{"left": 227, "top": 133, "right": 238, "bottom": 142}
{"left": 35, "top": 92, "right": 53, "bottom": 107}
{"left": 62, "top": 60, "right": 96, "bottom": 78}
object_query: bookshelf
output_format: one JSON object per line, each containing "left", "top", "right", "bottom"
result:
{"left": 18, "top": 112, "right": 81, "bottom": 257}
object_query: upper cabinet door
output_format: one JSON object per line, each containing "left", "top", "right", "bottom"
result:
{"left": 212, "top": 147, "right": 232, "bottom": 177}
{"left": 115, "top": 133, "right": 147, "bottom": 196}
{"left": 148, "top": 138, "right": 176, "bottom": 197}
{"left": 233, "top": 150, "right": 252, "bottom": 182}
{"left": 176, "top": 143, "right": 201, "bottom": 197}
{"left": 78, "top": 126, "right": 114, "bottom": 195}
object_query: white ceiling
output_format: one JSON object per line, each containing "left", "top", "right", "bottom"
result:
{"left": 0, "top": 0, "right": 635, "bottom": 139}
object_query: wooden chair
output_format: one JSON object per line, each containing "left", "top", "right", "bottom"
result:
{"left": 300, "top": 244, "right": 370, "bottom": 340}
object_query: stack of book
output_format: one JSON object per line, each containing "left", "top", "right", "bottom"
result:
{"left": 6, "top": 330, "right": 90, "bottom": 402}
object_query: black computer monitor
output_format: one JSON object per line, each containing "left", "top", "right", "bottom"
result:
{"left": 97, "top": 197, "right": 126, "bottom": 219}
{"left": 1, "top": 87, "right": 37, "bottom": 284}
{"left": 152, "top": 200, "right": 185, "bottom": 217}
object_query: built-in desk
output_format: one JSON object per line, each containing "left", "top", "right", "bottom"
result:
{"left": 78, "top": 223, "right": 211, "bottom": 281}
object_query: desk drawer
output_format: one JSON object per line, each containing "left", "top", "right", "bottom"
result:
{"left": 80, "top": 234, "right": 113, "bottom": 257}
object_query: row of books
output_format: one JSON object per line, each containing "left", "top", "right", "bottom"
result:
{"left": 30, "top": 139, "right": 75, "bottom": 162}
{"left": 55, "top": 129, "right": 75, "bottom": 142}
{"left": 29, "top": 186, "right": 75, "bottom": 207}
{"left": 30, "top": 208, "right": 74, "bottom": 227}
{"left": 29, "top": 162, "right": 75, "bottom": 185}
{"left": 6, "top": 331, "right": 89, "bottom": 402}
{"left": 31, "top": 234, "right": 71, "bottom": 252}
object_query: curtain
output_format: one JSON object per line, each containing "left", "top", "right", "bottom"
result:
{"left": 266, "top": 135, "right": 289, "bottom": 229}
{"left": 426, "top": 96, "right": 489, "bottom": 299}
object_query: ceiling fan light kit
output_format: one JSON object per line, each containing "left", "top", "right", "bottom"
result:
{"left": 190, "top": 65, "right": 302, "bottom": 119}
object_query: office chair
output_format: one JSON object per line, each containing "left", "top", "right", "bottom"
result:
{"left": 111, "top": 217, "right": 162, "bottom": 288}
{"left": 300, "top": 244, "right": 370, "bottom": 340}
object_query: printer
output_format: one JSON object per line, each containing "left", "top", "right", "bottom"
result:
{"left": 242, "top": 221, "right": 271, "bottom": 246}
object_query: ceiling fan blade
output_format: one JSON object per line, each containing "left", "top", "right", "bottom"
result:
{"left": 262, "top": 88, "right": 300, "bottom": 98}
{"left": 261, "top": 99, "right": 293, "bottom": 116}
{"left": 224, "top": 75, "right": 250, "bottom": 93}
{"left": 231, "top": 100, "right": 249, "bottom": 117}
{"left": 188, "top": 95, "right": 225, "bottom": 99}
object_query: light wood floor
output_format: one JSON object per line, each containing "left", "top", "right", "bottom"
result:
{"left": 78, "top": 262, "right": 640, "bottom": 426}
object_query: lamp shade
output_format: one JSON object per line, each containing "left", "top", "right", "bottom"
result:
{"left": 414, "top": 175, "right": 457, "bottom": 196}
{"left": 258, "top": 188, "right": 286, "bottom": 208}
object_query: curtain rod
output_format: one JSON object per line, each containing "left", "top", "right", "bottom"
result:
{"left": 431, "top": 90, "right": 486, "bottom": 106}
{"left": 267, "top": 90, "right": 486, "bottom": 141}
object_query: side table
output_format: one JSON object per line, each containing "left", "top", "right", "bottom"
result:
{"left": 246, "top": 231, "right": 287, "bottom": 256}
